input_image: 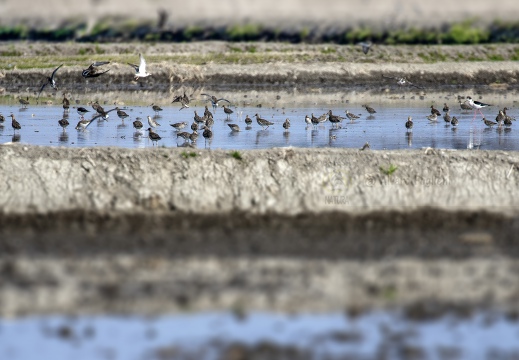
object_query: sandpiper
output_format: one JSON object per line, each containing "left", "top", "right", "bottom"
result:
{"left": 202, "top": 126, "right": 213, "bottom": 141}
{"left": 305, "top": 115, "right": 312, "bottom": 126}
{"left": 466, "top": 96, "right": 492, "bottom": 117}
{"left": 150, "top": 104, "right": 163, "bottom": 114}
{"left": 77, "top": 107, "right": 90, "bottom": 119}
{"left": 443, "top": 112, "right": 451, "bottom": 123}
{"left": 147, "top": 115, "right": 161, "bottom": 128}
{"left": 205, "top": 116, "right": 214, "bottom": 128}
{"left": 223, "top": 105, "right": 234, "bottom": 119}
{"left": 10, "top": 114, "right": 21, "bottom": 133}
{"left": 37, "top": 64, "right": 64, "bottom": 99}
{"left": 282, "top": 118, "right": 290, "bottom": 131}
{"left": 82, "top": 61, "right": 110, "bottom": 78}
{"left": 255, "top": 114, "right": 274, "bottom": 129}
{"left": 426, "top": 113, "right": 438, "bottom": 122}
{"left": 115, "top": 107, "right": 129, "bottom": 121}
{"left": 503, "top": 107, "right": 515, "bottom": 122}
{"left": 204, "top": 105, "right": 213, "bottom": 119}
{"left": 194, "top": 111, "right": 206, "bottom": 125}
{"left": 317, "top": 113, "right": 328, "bottom": 123}
{"left": 189, "top": 130, "right": 198, "bottom": 143}
{"left": 128, "top": 54, "right": 151, "bottom": 80}
{"left": 0, "top": 114, "right": 4, "bottom": 123}
{"left": 459, "top": 100, "right": 472, "bottom": 111}
{"left": 170, "top": 122, "right": 188, "bottom": 131}
{"left": 191, "top": 122, "right": 198, "bottom": 131}
{"left": 201, "top": 93, "right": 231, "bottom": 111}
{"left": 177, "top": 131, "right": 191, "bottom": 141}
{"left": 430, "top": 105, "right": 441, "bottom": 116}
{"left": 451, "top": 116, "right": 459, "bottom": 126}
{"left": 443, "top": 103, "right": 450, "bottom": 112}
{"left": 482, "top": 118, "right": 497, "bottom": 127}
{"left": 496, "top": 110, "right": 505, "bottom": 125}
{"left": 19, "top": 97, "right": 29, "bottom": 108}
{"left": 91, "top": 101, "right": 106, "bottom": 116}
{"left": 133, "top": 119, "right": 144, "bottom": 130}
{"left": 75, "top": 116, "right": 97, "bottom": 130}
{"left": 504, "top": 116, "right": 513, "bottom": 127}
{"left": 58, "top": 118, "right": 69, "bottom": 132}
{"left": 405, "top": 116, "right": 413, "bottom": 132}
{"left": 228, "top": 123, "right": 240, "bottom": 132}
{"left": 310, "top": 113, "right": 320, "bottom": 127}
{"left": 328, "top": 110, "right": 345, "bottom": 127}
{"left": 245, "top": 115, "right": 252, "bottom": 126}
{"left": 363, "top": 104, "right": 377, "bottom": 114}
{"left": 62, "top": 93, "right": 70, "bottom": 112}
{"left": 345, "top": 110, "right": 360, "bottom": 121}
{"left": 146, "top": 128, "right": 161, "bottom": 145}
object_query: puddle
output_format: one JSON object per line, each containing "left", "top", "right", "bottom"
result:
{"left": 0, "top": 102, "right": 517, "bottom": 150}
{"left": 1, "top": 311, "right": 518, "bottom": 360}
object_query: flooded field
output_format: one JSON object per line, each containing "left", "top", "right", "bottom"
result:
{"left": 1, "top": 310, "right": 518, "bottom": 360}
{"left": 0, "top": 100, "right": 517, "bottom": 150}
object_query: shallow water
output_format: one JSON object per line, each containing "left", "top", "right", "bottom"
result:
{"left": 0, "top": 103, "right": 517, "bottom": 150}
{"left": 1, "top": 311, "right": 518, "bottom": 360}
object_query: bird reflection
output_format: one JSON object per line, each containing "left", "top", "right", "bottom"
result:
{"left": 283, "top": 130, "right": 290, "bottom": 144}
{"left": 406, "top": 132, "right": 413, "bottom": 147}
{"left": 58, "top": 132, "right": 69, "bottom": 144}
{"left": 12, "top": 134, "right": 21, "bottom": 142}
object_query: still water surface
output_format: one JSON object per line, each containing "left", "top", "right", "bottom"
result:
{"left": 0, "top": 103, "right": 517, "bottom": 150}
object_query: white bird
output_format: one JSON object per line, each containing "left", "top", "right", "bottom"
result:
{"left": 128, "top": 54, "right": 151, "bottom": 80}
{"left": 147, "top": 115, "right": 161, "bottom": 128}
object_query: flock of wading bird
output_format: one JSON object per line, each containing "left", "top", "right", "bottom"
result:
{"left": 0, "top": 52, "right": 516, "bottom": 146}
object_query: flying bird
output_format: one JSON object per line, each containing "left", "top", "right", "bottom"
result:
{"left": 382, "top": 75, "right": 424, "bottom": 89}
{"left": 128, "top": 54, "right": 151, "bottom": 80}
{"left": 358, "top": 41, "right": 372, "bottom": 55}
{"left": 82, "top": 61, "right": 110, "bottom": 78}
{"left": 37, "top": 64, "right": 64, "bottom": 99}
{"left": 201, "top": 93, "right": 231, "bottom": 111}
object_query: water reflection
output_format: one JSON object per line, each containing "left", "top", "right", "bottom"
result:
{"left": 12, "top": 134, "right": 21, "bottom": 142}
{"left": 406, "top": 132, "right": 413, "bottom": 147}
{"left": 58, "top": 132, "right": 69, "bottom": 144}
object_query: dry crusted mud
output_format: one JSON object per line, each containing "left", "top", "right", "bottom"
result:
{"left": 0, "top": 145, "right": 519, "bottom": 316}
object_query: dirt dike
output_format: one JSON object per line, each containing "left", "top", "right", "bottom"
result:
{"left": 1, "top": 145, "right": 518, "bottom": 216}
{"left": 1, "top": 145, "right": 519, "bottom": 316}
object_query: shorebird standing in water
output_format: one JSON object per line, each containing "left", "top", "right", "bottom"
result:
{"left": 282, "top": 118, "right": 290, "bottom": 131}
{"left": 430, "top": 105, "right": 441, "bottom": 116}
{"left": 128, "top": 54, "right": 151, "bottom": 80}
{"left": 223, "top": 105, "right": 234, "bottom": 119}
{"left": 443, "top": 103, "right": 450, "bottom": 112}
{"left": 77, "top": 107, "right": 90, "bottom": 119}
{"left": 146, "top": 128, "right": 161, "bottom": 145}
{"left": 363, "top": 104, "right": 377, "bottom": 114}
{"left": 345, "top": 110, "right": 360, "bottom": 121}
{"left": 245, "top": 115, "right": 252, "bottom": 126}
{"left": 466, "top": 96, "right": 492, "bottom": 118}
{"left": 115, "top": 107, "right": 129, "bottom": 121}
{"left": 82, "top": 61, "right": 110, "bottom": 78}
{"left": 147, "top": 115, "right": 161, "bottom": 129}
{"left": 228, "top": 123, "right": 240, "bottom": 132}
{"left": 405, "top": 116, "right": 413, "bottom": 132}
{"left": 201, "top": 93, "right": 231, "bottom": 112}
{"left": 451, "top": 116, "right": 459, "bottom": 127}
{"left": 255, "top": 114, "right": 274, "bottom": 130}
{"left": 0, "top": 114, "right": 5, "bottom": 124}
{"left": 170, "top": 122, "right": 188, "bottom": 131}
{"left": 443, "top": 112, "right": 451, "bottom": 124}
{"left": 482, "top": 118, "right": 497, "bottom": 127}
{"left": 75, "top": 115, "right": 100, "bottom": 131}
{"left": 328, "top": 110, "right": 345, "bottom": 127}
{"left": 10, "top": 114, "right": 21, "bottom": 133}
{"left": 426, "top": 113, "right": 438, "bottom": 122}
{"left": 133, "top": 118, "right": 143, "bottom": 130}
{"left": 37, "top": 64, "right": 64, "bottom": 99}
{"left": 19, "top": 97, "right": 29, "bottom": 108}
{"left": 58, "top": 118, "right": 69, "bottom": 132}
{"left": 150, "top": 104, "right": 163, "bottom": 115}
{"left": 171, "top": 92, "right": 190, "bottom": 110}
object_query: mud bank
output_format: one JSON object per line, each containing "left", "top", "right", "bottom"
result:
{"left": 1, "top": 145, "right": 519, "bottom": 316}
{"left": 4, "top": 61, "right": 519, "bottom": 93}
{"left": 1, "top": 145, "right": 519, "bottom": 215}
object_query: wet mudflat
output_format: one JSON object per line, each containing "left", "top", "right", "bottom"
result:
{"left": 0, "top": 101, "right": 517, "bottom": 150}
